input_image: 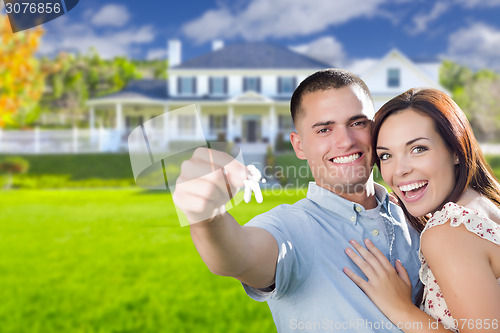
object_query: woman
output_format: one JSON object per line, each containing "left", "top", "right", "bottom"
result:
{"left": 343, "top": 88, "right": 500, "bottom": 332}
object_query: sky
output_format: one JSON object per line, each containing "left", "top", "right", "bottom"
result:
{"left": 3, "top": 0, "right": 500, "bottom": 71}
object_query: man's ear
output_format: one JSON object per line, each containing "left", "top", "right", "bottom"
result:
{"left": 290, "top": 131, "right": 306, "bottom": 160}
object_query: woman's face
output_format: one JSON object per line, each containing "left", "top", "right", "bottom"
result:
{"left": 376, "top": 108, "right": 458, "bottom": 217}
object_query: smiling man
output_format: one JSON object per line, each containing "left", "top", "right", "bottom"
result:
{"left": 174, "top": 69, "right": 422, "bottom": 332}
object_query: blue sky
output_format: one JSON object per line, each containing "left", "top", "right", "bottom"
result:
{"left": 4, "top": 0, "right": 500, "bottom": 71}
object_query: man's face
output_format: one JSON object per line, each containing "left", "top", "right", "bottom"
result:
{"left": 290, "top": 85, "right": 375, "bottom": 196}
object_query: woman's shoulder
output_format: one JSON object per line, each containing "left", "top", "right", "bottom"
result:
{"left": 421, "top": 199, "right": 500, "bottom": 250}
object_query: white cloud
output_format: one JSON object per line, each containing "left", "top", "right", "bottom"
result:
{"left": 39, "top": 14, "right": 155, "bottom": 59}
{"left": 455, "top": 0, "right": 500, "bottom": 8}
{"left": 409, "top": 2, "right": 449, "bottom": 35}
{"left": 182, "top": 0, "right": 388, "bottom": 44}
{"left": 91, "top": 4, "right": 130, "bottom": 27}
{"left": 445, "top": 22, "right": 500, "bottom": 70}
{"left": 146, "top": 48, "right": 168, "bottom": 60}
{"left": 290, "top": 36, "right": 346, "bottom": 66}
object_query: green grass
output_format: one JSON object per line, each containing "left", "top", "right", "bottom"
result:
{"left": 0, "top": 188, "right": 305, "bottom": 333}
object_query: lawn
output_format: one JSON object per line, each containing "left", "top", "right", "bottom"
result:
{"left": 0, "top": 188, "right": 303, "bottom": 333}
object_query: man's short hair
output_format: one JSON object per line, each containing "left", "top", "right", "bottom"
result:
{"left": 290, "top": 68, "right": 372, "bottom": 123}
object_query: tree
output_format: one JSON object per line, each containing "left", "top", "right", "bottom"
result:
{"left": 440, "top": 60, "right": 500, "bottom": 141}
{"left": 0, "top": 14, "right": 45, "bottom": 127}
{"left": 39, "top": 50, "right": 142, "bottom": 126}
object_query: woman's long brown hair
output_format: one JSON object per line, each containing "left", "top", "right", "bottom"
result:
{"left": 373, "top": 88, "right": 500, "bottom": 232}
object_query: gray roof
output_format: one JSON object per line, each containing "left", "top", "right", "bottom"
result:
{"left": 174, "top": 42, "right": 331, "bottom": 69}
{"left": 95, "top": 79, "right": 168, "bottom": 100}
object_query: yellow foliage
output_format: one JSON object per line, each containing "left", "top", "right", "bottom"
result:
{"left": 0, "top": 14, "right": 44, "bottom": 127}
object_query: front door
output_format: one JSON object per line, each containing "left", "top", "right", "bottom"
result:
{"left": 242, "top": 116, "right": 261, "bottom": 142}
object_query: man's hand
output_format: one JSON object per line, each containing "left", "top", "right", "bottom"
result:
{"left": 172, "top": 148, "right": 247, "bottom": 224}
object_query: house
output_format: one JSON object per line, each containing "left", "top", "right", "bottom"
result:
{"left": 87, "top": 40, "right": 331, "bottom": 153}
{"left": 86, "top": 42, "right": 446, "bottom": 154}
{"left": 354, "top": 49, "right": 447, "bottom": 111}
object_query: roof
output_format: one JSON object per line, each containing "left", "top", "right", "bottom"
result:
{"left": 174, "top": 42, "right": 331, "bottom": 69}
{"left": 94, "top": 79, "right": 168, "bottom": 101}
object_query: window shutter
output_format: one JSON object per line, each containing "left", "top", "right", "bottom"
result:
{"left": 177, "top": 77, "right": 181, "bottom": 94}
{"left": 277, "top": 77, "right": 282, "bottom": 94}
{"left": 257, "top": 77, "right": 261, "bottom": 93}
{"left": 243, "top": 77, "right": 247, "bottom": 92}
{"left": 292, "top": 77, "right": 297, "bottom": 90}
{"left": 224, "top": 77, "right": 228, "bottom": 94}
{"left": 192, "top": 77, "right": 197, "bottom": 94}
{"left": 209, "top": 77, "right": 213, "bottom": 94}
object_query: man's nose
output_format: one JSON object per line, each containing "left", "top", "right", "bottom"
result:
{"left": 335, "top": 127, "right": 355, "bottom": 149}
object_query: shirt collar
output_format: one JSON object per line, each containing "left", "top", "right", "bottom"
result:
{"left": 306, "top": 182, "right": 391, "bottom": 223}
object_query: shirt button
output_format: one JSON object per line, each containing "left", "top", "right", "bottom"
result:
{"left": 372, "top": 229, "right": 379, "bottom": 236}
{"left": 355, "top": 206, "right": 362, "bottom": 213}
{"left": 350, "top": 216, "right": 355, "bottom": 222}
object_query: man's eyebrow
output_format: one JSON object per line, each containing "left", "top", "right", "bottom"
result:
{"left": 311, "top": 115, "right": 368, "bottom": 128}
{"left": 376, "top": 137, "right": 429, "bottom": 150}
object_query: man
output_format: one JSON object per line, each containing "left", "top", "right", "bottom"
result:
{"left": 173, "top": 69, "right": 422, "bottom": 332}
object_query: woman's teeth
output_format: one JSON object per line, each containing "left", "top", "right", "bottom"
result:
{"left": 332, "top": 153, "right": 361, "bottom": 164}
{"left": 398, "top": 181, "right": 428, "bottom": 192}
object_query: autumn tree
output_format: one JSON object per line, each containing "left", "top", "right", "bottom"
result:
{"left": 0, "top": 14, "right": 45, "bottom": 127}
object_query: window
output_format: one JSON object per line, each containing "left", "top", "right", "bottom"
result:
{"left": 387, "top": 68, "right": 400, "bottom": 88}
{"left": 278, "top": 77, "right": 296, "bottom": 94}
{"left": 278, "top": 115, "right": 294, "bottom": 132}
{"left": 209, "top": 77, "right": 227, "bottom": 95}
{"left": 178, "top": 77, "right": 196, "bottom": 95}
{"left": 209, "top": 115, "right": 227, "bottom": 135}
{"left": 177, "top": 115, "right": 196, "bottom": 135}
{"left": 243, "top": 77, "right": 260, "bottom": 92}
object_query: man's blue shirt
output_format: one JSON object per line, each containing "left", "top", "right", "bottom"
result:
{"left": 242, "top": 182, "right": 422, "bottom": 332}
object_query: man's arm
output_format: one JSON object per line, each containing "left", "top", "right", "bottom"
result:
{"left": 173, "top": 148, "right": 279, "bottom": 289}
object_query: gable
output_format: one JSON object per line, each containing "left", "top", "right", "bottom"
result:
{"left": 361, "top": 49, "right": 445, "bottom": 95}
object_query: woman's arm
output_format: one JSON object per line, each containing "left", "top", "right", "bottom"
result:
{"left": 420, "top": 222, "right": 500, "bottom": 333}
{"left": 344, "top": 239, "right": 451, "bottom": 333}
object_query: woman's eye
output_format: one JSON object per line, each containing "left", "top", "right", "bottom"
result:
{"left": 378, "top": 153, "right": 391, "bottom": 161}
{"left": 411, "top": 146, "right": 428, "bottom": 154}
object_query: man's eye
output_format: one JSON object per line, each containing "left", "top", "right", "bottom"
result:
{"left": 317, "top": 128, "right": 330, "bottom": 134}
{"left": 351, "top": 121, "right": 367, "bottom": 127}
{"left": 378, "top": 153, "right": 391, "bottom": 161}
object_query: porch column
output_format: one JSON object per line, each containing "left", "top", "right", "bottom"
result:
{"left": 89, "top": 106, "right": 95, "bottom": 131}
{"left": 196, "top": 105, "right": 203, "bottom": 140}
{"left": 228, "top": 105, "right": 234, "bottom": 142}
{"left": 115, "top": 103, "right": 124, "bottom": 131}
{"left": 163, "top": 105, "right": 170, "bottom": 150}
{"left": 269, "top": 105, "right": 277, "bottom": 149}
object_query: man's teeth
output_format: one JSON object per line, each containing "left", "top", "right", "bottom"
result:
{"left": 332, "top": 153, "right": 361, "bottom": 164}
{"left": 399, "top": 181, "right": 428, "bottom": 192}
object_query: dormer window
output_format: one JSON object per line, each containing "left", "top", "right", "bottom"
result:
{"left": 178, "top": 77, "right": 196, "bottom": 95}
{"left": 278, "top": 77, "right": 296, "bottom": 94}
{"left": 210, "top": 77, "right": 227, "bottom": 95}
{"left": 243, "top": 77, "right": 260, "bottom": 92}
{"left": 387, "top": 68, "right": 400, "bottom": 88}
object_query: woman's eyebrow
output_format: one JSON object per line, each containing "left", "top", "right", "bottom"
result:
{"left": 377, "top": 137, "right": 430, "bottom": 151}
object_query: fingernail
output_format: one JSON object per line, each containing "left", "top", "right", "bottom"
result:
{"left": 349, "top": 239, "right": 356, "bottom": 245}
{"left": 396, "top": 259, "right": 402, "bottom": 265}
{"left": 345, "top": 248, "right": 352, "bottom": 254}
{"left": 365, "top": 238, "right": 371, "bottom": 245}
{"left": 343, "top": 267, "right": 349, "bottom": 273}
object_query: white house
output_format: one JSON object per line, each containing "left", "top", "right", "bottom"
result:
{"left": 86, "top": 42, "right": 446, "bottom": 153}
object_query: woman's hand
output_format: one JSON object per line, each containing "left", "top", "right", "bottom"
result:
{"left": 343, "top": 239, "right": 415, "bottom": 325}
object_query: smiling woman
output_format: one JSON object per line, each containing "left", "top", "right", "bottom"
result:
{"left": 344, "top": 88, "right": 500, "bottom": 333}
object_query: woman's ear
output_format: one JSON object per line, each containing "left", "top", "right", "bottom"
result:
{"left": 454, "top": 153, "right": 460, "bottom": 165}
{"left": 290, "top": 131, "right": 306, "bottom": 160}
